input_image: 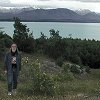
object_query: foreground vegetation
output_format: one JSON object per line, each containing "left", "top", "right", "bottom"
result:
{"left": 0, "top": 53, "right": 100, "bottom": 100}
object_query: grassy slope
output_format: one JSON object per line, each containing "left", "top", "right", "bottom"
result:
{"left": 0, "top": 53, "right": 100, "bottom": 100}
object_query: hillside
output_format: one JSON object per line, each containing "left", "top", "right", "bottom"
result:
{"left": 0, "top": 8, "right": 100, "bottom": 23}
{"left": 0, "top": 53, "right": 100, "bottom": 100}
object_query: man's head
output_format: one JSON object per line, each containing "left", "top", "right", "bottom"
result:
{"left": 11, "top": 43, "right": 17, "bottom": 53}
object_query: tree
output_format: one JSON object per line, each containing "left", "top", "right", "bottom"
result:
{"left": 44, "top": 29, "right": 66, "bottom": 59}
{"left": 0, "top": 31, "right": 13, "bottom": 57}
{"left": 0, "top": 31, "right": 5, "bottom": 57}
{"left": 13, "top": 17, "right": 34, "bottom": 53}
{"left": 35, "top": 32, "right": 47, "bottom": 54}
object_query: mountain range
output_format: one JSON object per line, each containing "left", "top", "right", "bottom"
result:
{"left": 0, "top": 8, "right": 100, "bottom": 23}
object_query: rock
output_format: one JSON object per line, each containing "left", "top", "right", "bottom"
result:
{"left": 41, "top": 59, "right": 61, "bottom": 74}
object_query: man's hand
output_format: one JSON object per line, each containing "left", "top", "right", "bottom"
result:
{"left": 4, "top": 70, "right": 7, "bottom": 74}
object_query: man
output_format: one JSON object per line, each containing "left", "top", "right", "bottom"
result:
{"left": 4, "top": 43, "right": 21, "bottom": 95}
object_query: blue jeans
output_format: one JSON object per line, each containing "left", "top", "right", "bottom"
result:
{"left": 7, "top": 68, "right": 18, "bottom": 92}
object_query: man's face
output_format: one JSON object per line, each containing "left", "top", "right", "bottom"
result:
{"left": 11, "top": 44, "right": 17, "bottom": 52}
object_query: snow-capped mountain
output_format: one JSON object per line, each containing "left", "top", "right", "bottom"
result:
{"left": 75, "top": 9, "right": 92, "bottom": 15}
{"left": 0, "top": 7, "right": 100, "bottom": 23}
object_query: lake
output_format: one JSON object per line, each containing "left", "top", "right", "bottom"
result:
{"left": 0, "top": 22, "right": 100, "bottom": 40}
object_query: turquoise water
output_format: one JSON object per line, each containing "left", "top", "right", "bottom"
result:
{"left": 0, "top": 22, "right": 100, "bottom": 40}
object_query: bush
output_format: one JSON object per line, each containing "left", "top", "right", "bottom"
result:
{"left": 85, "top": 66, "right": 91, "bottom": 73}
{"left": 56, "top": 57, "right": 63, "bottom": 67}
{"left": 62, "top": 63, "right": 71, "bottom": 73}
{"left": 53, "top": 63, "right": 74, "bottom": 82}
{"left": 57, "top": 72, "right": 74, "bottom": 82}
{"left": 81, "top": 65, "right": 91, "bottom": 73}
{"left": 70, "top": 64, "right": 81, "bottom": 74}
{"left": 0, "top": 71, "right": 6, "bottom": 81}
{"left": 20, "top": 58, "right": 56, "bottom": 96}
{"left": 31, "top": 61, "right": 56, "bottom": 96}
{"left": 70, "top": 64, "right": 91, "bottom": 74}
{"left": 32, "top": 72, "right": 55, "bottom": 96}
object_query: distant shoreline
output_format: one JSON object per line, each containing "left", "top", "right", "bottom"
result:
{"left": 0, "top": 27, "right": 4, "bottom": 29}
{"left": 0, "top": 20, "right": 100, "bottom": 23}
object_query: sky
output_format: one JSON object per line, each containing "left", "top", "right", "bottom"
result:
{"left": 0, "top": 0, "right": 100, "bottom": 13}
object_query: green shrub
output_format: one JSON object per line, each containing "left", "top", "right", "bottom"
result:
{"left": 21, "top": 58, "right": 56, "bottom": 96}
{"left": 84, "top": 66, "right": 91, "bottom": 73}
{"left": 57, "top": 72, "right": 74, "bottom": 82}
{"left": 31, "top": 61, "right": 56, "bottom": 96}
{"left": 56, "top": 57, "right": 63, "bottom": 67}
{"left": 62, "top": 63, "right": 71, "bottom": 73}
{"left": 0, "top": 73, "right": 6, "bottom": 81}
{"left": 81, "top": 65, "right": 91, "bottom": 74}
{"left": 32, "top": 72, "right": 55, "bottom": 96}
{"left": 69, "top": 64, "right": 90, "bottom": 75}
{"left": 70, "top": 64, "right": 81, "bottom": 74}
{"left": 53, "top": 63, "right": 74, "bottom": 82}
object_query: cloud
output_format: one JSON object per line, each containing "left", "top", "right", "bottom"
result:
{"left": 38, "top": 0, "right": 50, "bottom": 1}
{"left": 0, "top": 0, "right": 100, "bottom": 13}
{"left": 0, "top": 0, "right": 11, "bottom": 7}
{"left": 60, "top": 0, "right": 100, "bottom": 2}
{"left": 36, "top": 0, "right": 100, "bottom": 1}
{"left": 0, "top": 0, "right": 29, "bottom": 7}
{"left": 0, "top": 0, "right": 10, "bottom": 3}
{"left": 75, "top": 0, "right": 100, "bottom": 2}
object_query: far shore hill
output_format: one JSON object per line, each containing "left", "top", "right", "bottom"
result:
{"left": 0, "top": 8, "right": 100, "bottom": 23}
